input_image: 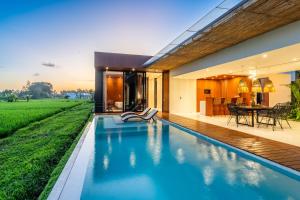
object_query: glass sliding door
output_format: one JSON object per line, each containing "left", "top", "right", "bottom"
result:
{"left": 123, "top": 71, "right": 146, "bottom": 112}
{"left": 103, "top": 71, "right": 123, "bottom": 112}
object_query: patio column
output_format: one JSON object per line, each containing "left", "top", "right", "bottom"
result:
{"left": 162, "top": 71, "right": 169, "bottom": 113}
{"left": 95, "top": 69, "right": 104, "bottom": 113}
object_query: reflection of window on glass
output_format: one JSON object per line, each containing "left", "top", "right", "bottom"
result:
{"left": 123, "top": 71, "right": 146, "bottom": 112}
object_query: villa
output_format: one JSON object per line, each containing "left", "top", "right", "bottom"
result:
{"left": 49, "top": 0, "right": 300, "bottom": 199}
{"left": 94, "top": 0, "right": 300, "bottom": 143}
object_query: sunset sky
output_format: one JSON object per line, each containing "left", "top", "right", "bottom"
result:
{"left": 0, "top": 0, "right": 220, "bottom": 91}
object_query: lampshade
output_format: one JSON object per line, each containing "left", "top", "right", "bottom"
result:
{"left": 251, "top": 79, "right": 262, "bottom": 93}
{"left": 263, "top": 79, "right": 275, "bottom": 93}
{"left": 238, "top": 79, "right": 249, "bottom": 93}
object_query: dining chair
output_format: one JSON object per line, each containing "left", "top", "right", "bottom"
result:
{"left": 236, "top": 97, "right": 244, "bottom": 106}
{"left": 223, "top": 98, "right": 232, "bottom": 115}
{"left": 257, "top": 103, "right": 291, "bottom": 131}
{"left": 227, "top": 103, "right": 249, "bottom": 127}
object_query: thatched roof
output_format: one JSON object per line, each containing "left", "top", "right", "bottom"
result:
{"left": 145, "top": 0, "right": 300, "bottom": 70}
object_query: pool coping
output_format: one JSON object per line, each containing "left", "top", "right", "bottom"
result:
{"left": 47, "top": 118, "right": 95, "bottom": 200}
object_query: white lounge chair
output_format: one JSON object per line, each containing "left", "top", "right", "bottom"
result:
{"left": 120, "top": 107, "right": 151, "bottom": 118}
{"left": 121, "top": 109, "right": 158, "bottom": 122}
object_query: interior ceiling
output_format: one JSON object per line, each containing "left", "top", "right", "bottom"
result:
{"left": 147, "top": 0, "right": 300, "bottom": 70}
{"left": 198, "top": 74, "right": 246, "bottom": 80}
{"left": 175, "top": 43, "right": 300, "bottom": 79}
{"left": 146, "top": 72, "right": 163, "bottom": 79}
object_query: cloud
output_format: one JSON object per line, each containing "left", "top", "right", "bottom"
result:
{"left": 42, "top": 62, "right": 59, "bottom": 68}
{"left": 33, "top": 73, "right": 40, "bottom": 77}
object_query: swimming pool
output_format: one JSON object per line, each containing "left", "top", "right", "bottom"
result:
{"left": 60, "top": 115, "right": 300, "bottom": 199}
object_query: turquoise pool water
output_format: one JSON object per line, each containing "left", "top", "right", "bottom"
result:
{"left": 81, "top": 116, "right": 300, "bottom": 200}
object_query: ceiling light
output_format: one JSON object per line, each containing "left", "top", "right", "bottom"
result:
{"left": 262, "top": 54, "right": 268, "bottom": 58}
{"left": 132, "top": 68, "right": 135, "bottom": 71}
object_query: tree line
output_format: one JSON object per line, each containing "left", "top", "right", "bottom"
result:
{"left": 0, "top": 81, "right": 94, "bottom": 102}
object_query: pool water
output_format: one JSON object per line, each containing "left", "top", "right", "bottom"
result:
{"left": 81, "top": 116, "right": 300, "bottom": 200}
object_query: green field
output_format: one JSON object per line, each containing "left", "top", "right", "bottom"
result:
{"left": 0, "top": 100, "right": 81, "bottom": 138}
{"left": 0, "top": 100, "right": 93, "bottom": 199}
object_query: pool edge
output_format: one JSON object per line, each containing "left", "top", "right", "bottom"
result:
{"left": 47, "top": 117, "right": 96, "bottom": 200}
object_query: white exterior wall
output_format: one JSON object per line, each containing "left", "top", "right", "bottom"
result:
{"left": 148, "top": 78, "right": 155, "bottom": 108}
{"left": 148, "top": 76, "right": 162, "bottom": 111}
{"left": 157, "top": 77, "right": 162, "bottom": 111}
{"left": 268, "top": 74, "right": 291, "bottom": 107}
{"left": 169, "top": 77, "right": 196, "bottom": 114}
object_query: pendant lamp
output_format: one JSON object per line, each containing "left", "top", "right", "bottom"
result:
{"left": 238, "top": 79, "right": 249, "bottom": 93}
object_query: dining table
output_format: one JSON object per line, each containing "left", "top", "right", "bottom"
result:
{"left": 235, "top": 105, "right": 272, "bottom": 127}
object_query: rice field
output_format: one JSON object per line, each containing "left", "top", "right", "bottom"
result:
{"left": 0, "top": 99, "right": 81, "bottom": 138}
{"left": 0, "top": 102, "right": 93, "bottom": 199}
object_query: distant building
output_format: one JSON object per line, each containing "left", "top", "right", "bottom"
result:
{"left": 64, "top": 92, "right": 92, "bottom": 100}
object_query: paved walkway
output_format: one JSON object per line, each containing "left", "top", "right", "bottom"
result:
{"left": 157, "top": 112, "right": 300, "bottom": 172}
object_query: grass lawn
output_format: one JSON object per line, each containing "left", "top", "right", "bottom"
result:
{"left": 0, "top": 99, "right": 82, "bottom": 138}
{"left": 0, "top": 102, "right": 93, "bottom": 200}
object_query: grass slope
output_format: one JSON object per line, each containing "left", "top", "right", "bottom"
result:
{"left": 38, "top": 115, "right": 93, "bottom": 200}
{"left": 0, "top": 103, "right": 92, "bottom": 200}
{"left": 0, "top": 100, "right": 81, "bottom": 138}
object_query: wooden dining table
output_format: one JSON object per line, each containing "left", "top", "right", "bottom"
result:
{"left": 236, "top": 105, "right": 272, "bottom": 127}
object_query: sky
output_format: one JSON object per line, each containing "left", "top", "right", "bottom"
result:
{"left": 0, "top": 0, "right": 221, "bottom": 91}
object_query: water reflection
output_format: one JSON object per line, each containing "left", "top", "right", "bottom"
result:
{"left": 118, "top": 132, "right": 122, "bottom": 144}
{"left": 130, "top": 150, "right": 136, "bottom": 168}
{"left": 170, "top": 130, "right": 266, "bottom": 187}
{"left": 107, "top": 134, "right": 111, "bottom": 144}
{"left": 210, "top": 145, "right": 220, "bottom": 162}
{"left": 230, "top": 152, "right": 236, "bottom": 161}
{"left": 108, "top": 145, "right": 112, "bottom": 154}
{"left": 107, "top": 134, "right": 112, "bottom": 154}
{"left": 103, "top": 154, "right": 109, "bottom": 170}
{"left": 226, "top": 171, "right": 236, "bottom": 185}
{"left": 203, "top": 166, "right": 214, "bottom": 186}
{"left": 241, "top": 161, "right": 264, "bottom": 186}
{"left": 147, "top": 125, "right": 162, "bottom": 165}
{"left": 176, "top": 148, "right": 185, "bottom": 164}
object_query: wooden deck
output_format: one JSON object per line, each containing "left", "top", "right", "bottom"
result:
{"left": 157, "top": 112, "right": 300, "bottom": 172}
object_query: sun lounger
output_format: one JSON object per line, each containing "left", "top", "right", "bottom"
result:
{"left": 121, "top": 109, "right": 158, "bottom": 122}
{"left": 120, "top": 107, "right": 151, "bottom": 117}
